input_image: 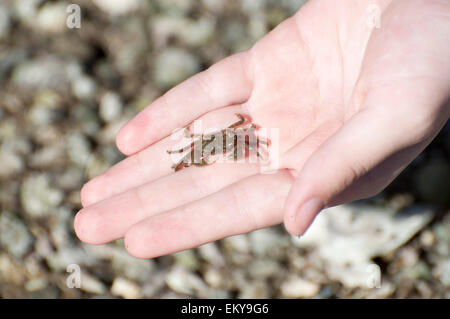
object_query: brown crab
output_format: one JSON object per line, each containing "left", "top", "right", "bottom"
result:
{"left": 167, "top": 113, "right": 271, "bottom": 171}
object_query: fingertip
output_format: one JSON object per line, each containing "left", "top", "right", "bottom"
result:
{"left": 74, "top": 209, "right": 90, "bottom": 243}
{"left": 124, "top": 227, "right": 150, "bottom": 259}
{"left": 80, "top": 180, "right": 99, "bottom": 207}
{"left": 115, "top": 124, "right": 136, "bottom": 156}
{"left": 116, "top": 110, "right": 154, "bottom": 155}
{"left": 73, "top": 209, "right": 104, "bottom": 245}
{"left": 283, "top": 205, "right": 299, "bottom": 236}
{"left": 287, "top": 197, "right": 323, "bottom": 236}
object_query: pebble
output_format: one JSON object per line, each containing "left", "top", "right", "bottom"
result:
{"left": 165, "top": 266, "right": 207, "bottom": 295}
{"left": 25, "top": 277, "right": 48, "bottom": 292}
{"left": 36, "top": 2, "right": 67, "bottom": 33}
{"left": 247, "top": 259, "right": 281, "bottom": 279}
{"left": 0, "top": 212, "right": 34, "bottom": 258}
{"left": 99, "top": 92, "right": 123, "bottom": 122}
{"left": 12, "top": 57, "right": 71, "bottom": 89}
{"left": 153, "top": 48, "right": 200, "bottom": 89}
{"left": 111, "top": 251, "right": 155, "bottom": 282}
{"left": 223, "top": 234, "right": 250, "bottom": 254}
{"left": 420, "top": 230, "right": 435, "bottom": 247}
{"left": 0, "top": 4, "right": 11, "bottom": 39}
{"left": 172, "top": 250, "right": 200, "bottom": 271}
{"left": 203, "top": 267, "right": 224, "bottom": 288}
{"left": 293, "top": 204, "right": 433, "bottom": 288}
{"left": 198, "top": 242, "right": 226, "bottom": 267}
{"left": 66, "top": 132, "right": 91, "bottom": 167}
{"left": 20, "top": 174, "right": 64, "bottom": 218}
{"left": 93, "top": 0, "right": 142, "bottom": 16}
{"left": 111, "top": 277, "right": 142, "bottom": 299}
{"left": 0, "top": 149, "right": 24, "bottom": 178}
{"left": 249, "top": 228, "right": 289, "bottom": 258}
{"left": 238, "top": 281, "right": 270, "bottom": 299}
{"left": 71, "top": 104, "right": 101, "bottom": 136}
{"left": 81, "top": 273, "right": 107, "bottom": 295}
{"left": 72, "top": 76, "right": 97, "bottom": 100}
{"left": 152, "top": 16, "right": 216, "bottom": 48}
{"left": 281, "top": 276, "right": 321, "bottom": 298}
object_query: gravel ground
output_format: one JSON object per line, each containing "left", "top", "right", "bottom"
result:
{"left": 0, "top": 0, "right": 449, "bottom": 299}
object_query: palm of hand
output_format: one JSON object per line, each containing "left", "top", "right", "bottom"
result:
{"left": 75, "top": 0, "right": 450, "bottom": 258}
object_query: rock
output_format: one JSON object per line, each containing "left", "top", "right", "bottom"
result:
{"left": 29, "top": 144, "right": 66, "bottom": 169}
{"left": 223, "top": 234, "right": 250, "bottom": 254}
{"left": 203, "top": 267, "right": 224, "bottom": 288}
{"left": 433, "top": 259, "right": 450, "bottom": 287}
{"left": 0, "top": 148, "right": 24, "bottom": 178}
{"left": 111, "top": 251, "right": 155, "bottom": 282}
{"left": 152, "top": 16, "right": 216, "bottom": 48}
{"left": 142, "top": 273, "right": 166, "bottom": 297}
{"left": 46, "top": 246, "right": 96, "bottom": 271}
{"left": 93, "top": 0, "right": 143, "bottom": 16}
{"left": 280, "top": 0, "right": 308, "bottom": 14}
{"left": 247, "top": 259, "right": 281, "bottom": 279}
{"left": 81, "top": 273, "right": 107, "bottom": 295}
{"left": 248, "top": 13, "right": 268, "bottom": 42}
{"left": 56, "top": 167, "right": 85, "bottom": 191}
{"left": 293, "top": 204, "right": 433, "bottom": 288}
{"left": 165, "top": 266, "right": 208, "bottom": 295}
{"left": 172, "top": 249, "right": 200, "bottom": 271}
{"left": 155, "top": 0, "right": 194, "bottom": 14}
{"left": 30, "top": 285, "right": 60, "bottom": 299}
{"left": 12, "top": 57, "right": 72, "bottom": 90}
{"left": 0, "top": 211, "right": 34, "bottom": 258}
{"left": 20, "top": 174, "right": 64, "bottom": 218}
{"left": 71, "top": 104, "right": 101, "bottom": 136}
{"left": 27, "top": 90, "right": 63, "bottom": 126}
{"left": 0, "top": 4, "right": 11, "bottom": 39}
{"left": 420, "top": 230, "right": 435, "bottom": 247}
{"left": 222, "top": 20, "right": 248, "bottom": 49}
{"left": 198, "top": 242, "right": 226, "bottom": 266}
{"left": 49, "top": 207, "right": 73, "bottom": 248}
{"left": 36, "top": 2, "right": 67, "bottom": 33}
{"left": 201, "top": 0, "right": 224, "bottom": 13}
{"left": 111, "top": 277, "right": 142, "bottom": 299}
{"left": 25, "top": 277, "right": 48, "bottom": 292}
{"left": 238, "top": 281, "right": 270, "bottom": 299}
{"left": 66, "top": 132, "right": 91, "bottom": 167}
{"left": 0, "top": 254, "right": 26, "bottom": 285}
{"left": 12, "top": 0, "right": 40, "bottom": 24}
{"left": 83, "top": 243, "right": 155, "bottom": 283}
{"left": 249, "top": 228, "right": 289, "bottom": 258}
{"left": 281, "top": 276, "right": 321, "bottom": 298}
{"left": 99, "top": 92, "right": 123, "bottom": 122}
{"left": 72, "top": 76, "right": 97, "bottom": 100}
{"left": 241, "top": 0, "right": 266, "bottom": 14}
{"left": 153, "top": 48, "right": 200, "bottom": 89}
{"left": 104, "top": 19, "right": 148, "bottom": 74}
{"left": 0, "top": 49, "right": 28, "bottom": 82}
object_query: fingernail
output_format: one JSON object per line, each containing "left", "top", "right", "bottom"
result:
{"left": 295, "top": 197, "right": 324, "bottom": 237}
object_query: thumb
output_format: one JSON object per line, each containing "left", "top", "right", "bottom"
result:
{"left": 283, "top": 82, "right": 449, "bottom": 237}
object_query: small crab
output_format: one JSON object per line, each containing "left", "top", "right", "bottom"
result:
{"left": 167, "top": 113, "right": 271, "bottom": 171}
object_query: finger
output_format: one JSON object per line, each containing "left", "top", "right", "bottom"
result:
{"left": 80, "top": 106, "right": 248, "bottom": 207}
{"left": 75, "top": 162, "right": 261, "bottom": 244}
{"left": 123, "top": 171, "right": 293, "bottom": 259}
{"left": 283, "top": 79, "right": 450, "bottom": 236}
{"left": 116, "top": 51, "right": 253, "bottom": 155}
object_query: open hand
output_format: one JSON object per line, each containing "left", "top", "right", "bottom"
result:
{"left": 75, "top": 0, "right": 450, "bottom": 258}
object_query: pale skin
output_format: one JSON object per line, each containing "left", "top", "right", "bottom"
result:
{"left": 75, "top": 0, "right": 450, "bottom": 258}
